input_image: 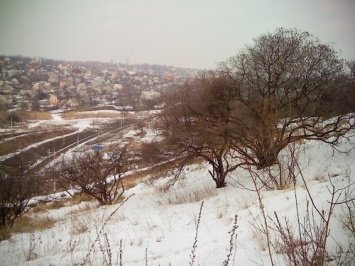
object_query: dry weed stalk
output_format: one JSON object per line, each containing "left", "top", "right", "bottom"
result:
{"left": 271, "top": 147, "right": 355, "bottom": 265}
{"left": 189, "top": 201, "right": 204, "bottom": 266}
{"left": 223, "top": 214, "right": 238, "bottom": 266}
{"left": 119, "top": 239, "right": 123, "bottom": 266}
{"left": 272, "top": 201, "right": 331, "bottom": 266}
{"left": 83, "top": 194, "right": 134, "bottom": 265}
{"left": 244, "top": 161, "right": 275, "bottom": 266}
{"left": 24, "top": 233, "right": 38, "bottom": 261}
{"left": 145, "top": 247, "right": 148, "bottom": 266}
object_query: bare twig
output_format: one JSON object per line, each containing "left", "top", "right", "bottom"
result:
{"left": 83, "top": 194, "right": 134, "bottom": 265}
{"left": 189, "top": 201, "right": 204, "bottom": 266}
{"left": 223, "top": 214, "right": 238, "bottom": 266}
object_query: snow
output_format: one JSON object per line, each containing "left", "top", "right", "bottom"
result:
{"left": 1, "top": 112, "right": 113, "bottom": 162}
{"left": 79, "top": 110, "right": 133, "bottom": 115}
{"left": 1, "top": 125, "right": 354, "bottom": 265}
{"left": 0, "top": 130, "right": 82, "bottom": 162}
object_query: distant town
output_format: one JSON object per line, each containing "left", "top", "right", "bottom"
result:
{"left": 0, "top": 55, "right": 201, "bottom": 112}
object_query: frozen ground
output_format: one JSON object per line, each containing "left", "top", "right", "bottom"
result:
{"left": 0, "top": 111, "right": 123, "bottom": 162}
{"left": 0, "top": 119, "right": 354, "bottom": 265}
{"left": 28, "top": 111, "right": 112, "bottom": 131}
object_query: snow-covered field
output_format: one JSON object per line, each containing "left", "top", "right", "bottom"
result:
{"left": 0, "top": 115, "right": 354, "bottom": 265}
{"left": 28, "top": 111, "right": 113, "bottom": 131}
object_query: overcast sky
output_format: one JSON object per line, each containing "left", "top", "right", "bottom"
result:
{"left": 0, "top": 0, "right": 354, "bottom": 69}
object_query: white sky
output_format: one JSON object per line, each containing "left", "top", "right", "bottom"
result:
{"left": 0, "top": 0, "right": 354, "bottom": 69}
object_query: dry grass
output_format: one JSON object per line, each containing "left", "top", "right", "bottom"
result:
{"left": 0, "top": 129, "right": 74, "bottom": 156}
{"left": 15, "top": 215, "right": 56, "bottom": 233}
{"left": 0, "top": 228, "right": 12, "bottom": 241}
{"left": 251, "top": 226, "right": 268, "bottom": 251}
{"left": 0, "top": 194, "right": 96, "bottom": 240}
{"left": 70, "top": 216, "right": 90, "bottom": 235}
{"left": 314, "top": 174, "right": 326, "bottom": 182}
{"left": 0, "top": 111, "right": 51, "bottom": 127}
{"left": 0, "top": 111, "right": 8, "bottom": 123}
{"left": 25, "top": 111, "right": 52, "bottom": 120}
{"left": 29, "top": 201, "right": 65, "bottom": 214}
{"left": 123, "top": 161, "right": 174, "bottom": 189}
{"left": 0, "top": 214, "right": 57, "bottom": 241}
{"left": 163, "top": 181, "right": 217, "bottom": 205}
{"left": 68, "top": 192, "right": 97, "bottom": 205}
{"left": 0, "top": 111, "right": 52, "bottom": 120}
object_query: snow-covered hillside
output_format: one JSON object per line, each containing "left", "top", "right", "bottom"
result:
{"left": 0, "top": 124, "right": 354, "bottom": 265}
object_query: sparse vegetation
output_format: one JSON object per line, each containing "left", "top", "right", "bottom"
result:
{"left": 0, "top": 129, "right": 74, "bottom": 157}
{"left": 0, "top": 169, "right": 38, "bottom": 229}
{"left": 61, "top": 111, "right": 127, "bottom": 119}
{"left": 221, "top": 28, "right": 353, "bottom": 170}
{"left": 50, "top": 145, "right": 131, "bottom": 205}
{"left": 156, "top": 72, "right": 241, "bottom": 188}
{"left": 0, "top": 28, "right": 354, "bottom": 265}
{"left": 156, "top": 28, "right": 354, "bottom": 189}
{"left": 0, "top": 111, "right": 51, "bottom": 126}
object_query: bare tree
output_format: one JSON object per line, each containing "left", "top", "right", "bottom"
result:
{"left": 0, "top": 169, "right": 37, "bottom": 229}
{"left": 343, "top": 60, "right": 355, "bottom": 111}
{"left": 347, "top": 60, "right": 355, "bottom": 83}
{"left": 51, "top": 145, "right": 130, "bottom": 205}
{"left": 156, "top": 72, "right": 242, "bottom": 188}
{"left": 220, "top": 28, "right": 353, "bottom": 169}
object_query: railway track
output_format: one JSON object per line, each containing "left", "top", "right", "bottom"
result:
{"left": 27, "top": 119, "right": 135, "bottom": 174}
{"left": 0, "top": 119, "right": 136, "bottom": 175}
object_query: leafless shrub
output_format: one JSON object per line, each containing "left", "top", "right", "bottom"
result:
{"left": 138, "top": 141, "right": 171, "bottom": 165}
{"left": 156, "top": 73, "right": 243, "bottom": 188}
{"left": 83, "top": 194, "right": 134, "bottom": 265}
{"left": 339, "top": 179, "right": 355, "bottom": 235}
{"left": 243, "top": 161, "right": 276, "bottom": 266}
{"left": 50, "top": 145, "right": 131, "bottom": 205}
{"left": 336, "top": 178, "right": 355, "bottom": 264}
{"left": 271, "top": 154, "right": 355, "bottom": 265}
{"left": 250, "top": 142, "right": 301, "bottom": 190}
{"left": 0, "top": 169, "right": 38, "bottom": 229}
{"left": 272, "top": 201, "right": 332, "bottom": 266}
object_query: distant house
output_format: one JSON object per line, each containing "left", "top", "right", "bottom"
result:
{"left": 38, "top": 94, "right": 59, "bottom": 110}
{"left": 102, "top": 85, "right": 112, "bottom": 91}
{"left": 0, "top": 95, "right": 12, "bottom": 106}
{"left": 49, "top": 94, "right": 59, "bottom": 105}
{"left": 141, "top": 90, "right": 160, "bottom": 100}
{"left": 33, "top": 82, "right": 50, "bottom": 90}
{"left": 66, "top": 98, "right": 79, "bottom": 107}
{"left": 19, "top": 88, "right": 32, "bottom": 96}
{"left": 64, "top": 66, "right": 72, "bottom": 76}
{"left": 0, "top": 85, "right": 14, "bottom": 94}
{"left": 48, "top": 74, "right": 59, "bottom": 84}
{"left": 59, "top": 78, "right": 70, "bottom": 88}
{"left": 77, "top": 83, "right": 87, "bottom": 90}
{"left": 7, "top": 69, "right": 18, "bottom": 77}
{"left": 113, "top": 84, "right": 123, "bottom": 90}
